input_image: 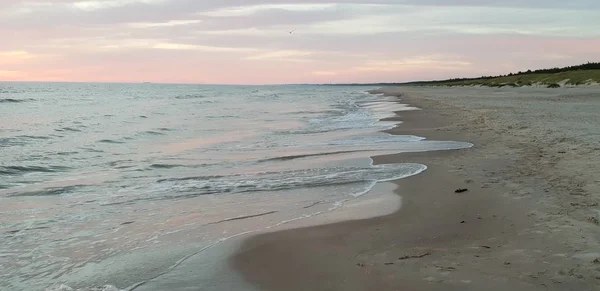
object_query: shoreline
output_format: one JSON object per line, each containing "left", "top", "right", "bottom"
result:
{"left": 231, "top": 87, "right": 600, "bottom": 290}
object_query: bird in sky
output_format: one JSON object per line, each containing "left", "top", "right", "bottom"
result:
{"left": 288, "top": 29, "right": 296, "bottom": 34}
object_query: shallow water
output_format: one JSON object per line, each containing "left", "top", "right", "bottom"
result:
{"left": 0, "top": 83, "right": 471, "bottom": 290}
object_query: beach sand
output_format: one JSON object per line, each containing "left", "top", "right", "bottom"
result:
{"left": 231, "top": 86, "right": 600, "bottom": 291}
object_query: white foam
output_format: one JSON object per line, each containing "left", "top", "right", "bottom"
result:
{"left": 112, "top": 163, "right": 429, "bottom": 205}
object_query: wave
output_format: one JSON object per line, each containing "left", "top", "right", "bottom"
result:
{"left": 98, "top": 139, "right": 125, "bottom": 144}
{"left": 149, "top": 163, "right": 189, "bottom": 169}
{"left": 157, "top": 174, "right": 229, "bottom": 183}
{"left": 0, "top": 98, "right": 34, "bottom": 103}
{"left": 56, "top": 151, "right": 79, "bottom": 156}
{"left": 55, "top": 127, "right": 82, "bottom": 132}
{"left": 206, "top": 211, "right": 278, "bottom": 225}
{"left": 0, "top": 165, "right": 71, "bottom": 175}
{"left": 275, "top": 127, "right": 352, "bottom": 135}
{"left": 105, "top": 159, "right": 138, "bottom": 170}
{"left": 105, "top": 163, "right": 426, "bottom": 206}
{"left": 21, "top": 135, "right": 51, "bottom": 140}
{"left": 288, "top": 109, "right": 340, "bottom": 115}
{"left": 140, "top": 130, "right": 165, "bottom": 136}
{"left": 0, "top": 135, "right": 53, "bottom": 148}
{"left": 206, "top": 115, "right": 240, "bottom": 119}
{"left": 254, "top": 93, "right": 280, "bottom": 99}
{"left": 81, "top": 147, "right": 105, "bottom": 153}
{"left": 147, "top": 162, "right": 219, "bottom": 170}
{"left": 8, "top": 185, "right": 80, "bottom": 197}
{"left": 0, "top": 137, "right": 24, "bottom": 147}
{"left": 174, "top": 94, "right": 206, "bottom": 99}
{"left": 149, "top": 163, "right": 180, "bottom": 169}
{"left": 259, "top": 150, "right": 369, "bottom": 162}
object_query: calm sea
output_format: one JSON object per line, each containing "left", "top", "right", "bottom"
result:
{"left": 0, "top": 83, "right": 471, "bottom": 290}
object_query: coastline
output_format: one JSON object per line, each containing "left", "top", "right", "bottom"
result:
{"left": 231, "top": 87, "right": 600, "bottom": 290}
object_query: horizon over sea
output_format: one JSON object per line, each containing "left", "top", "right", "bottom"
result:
{"left": 0, "top": 82, "right": 471, "bottom": 290}
{"left": 0, "top": 81, "right": 378, "bottom": 86}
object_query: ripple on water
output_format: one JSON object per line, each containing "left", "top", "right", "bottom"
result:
{"left": 97, "top": 139, "right": 126, "bottom": 144}
{"left": 0, "top": 136, "right": 52, "bottom": 147}
{"left": 8, "top": 185, "right": 82, "bottom": 197}
{"left": 55, "top": 127, "right": 83, "bottom": 132}
{"left": 140, "top": 130, "right": 165, "bottom": 136}
{"left": 0, "top": 98, "right": 35, "bottom": 103}
{"left": 0, "top": 165, "right": 71, "bottom": 175}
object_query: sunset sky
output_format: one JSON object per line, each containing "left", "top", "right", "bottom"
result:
{"left": 1, "top": 0, "right": 599, "bottom": 84}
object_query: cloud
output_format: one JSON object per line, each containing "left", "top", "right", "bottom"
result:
{"left": 1, "top": 0, "right": 599, "bottom": 83}
{"left": 245, "top": 50, "right": 313, "bottom": 60}
{"left": 127, "top": 19, "right": 202, "bottom": 28}
{"left": 71, "top": 0, "right": 168, "bottom": 11}
{"left": 198, "top": 3, "right": 338, "bottom": 17}
{"left": 352, "top": 55, "right": 472, "bottom": 73}
{"left": 0, "top": 50, "right": 36, "bottom": 59}
{"left": 0, "top": 50, "right": 47, "bottom": 65}
{"left": 312, "top": 71, "right": 339, "bottom": 76}
{"left": 0, "top": 70, "right": 24, "bottom": 78}
{"left": 197, "top": 28, "right": 271, "bottom": 36}
{"left": 26, "top": 36, "right": 261, "bottom": 60}
{"left": 299, "top": 5, "right": 600, "bottom": 37}
{"left": 151, "top": 42, "right": 258, "bottom": 52}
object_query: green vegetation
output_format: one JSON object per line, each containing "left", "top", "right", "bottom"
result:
{"left": 403, "top": 62, "right": 600, "bottom": 88}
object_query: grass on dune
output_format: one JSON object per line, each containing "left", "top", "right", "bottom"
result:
{"left": 403, "top": 63, "right": 600, "bottom": 88}
{"left": 439, "top": 70, "right": 600, "bottom": 87}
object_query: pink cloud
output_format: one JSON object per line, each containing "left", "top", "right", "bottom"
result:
{"left": 1, "top": 1, "right": 598, "bottom": 84}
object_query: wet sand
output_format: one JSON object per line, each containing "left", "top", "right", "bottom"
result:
{"left": 231, "top": 86, "right": 600, "bottom": 291}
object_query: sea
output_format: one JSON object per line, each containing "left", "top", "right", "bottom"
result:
{"left": 0, "top": 83, "right": 472, "bottom": 290}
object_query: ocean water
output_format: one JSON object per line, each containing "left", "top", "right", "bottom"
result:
{"left": 0, "top": 83, "right": 471, "bottom": 290}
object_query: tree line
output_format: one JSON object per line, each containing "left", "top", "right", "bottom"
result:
{"left": 404, "top": 62, "right": 600, "bottom": 85}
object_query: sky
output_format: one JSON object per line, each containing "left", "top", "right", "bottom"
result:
{"left": 1, "top": 0, "right": 600, "bottom": 84}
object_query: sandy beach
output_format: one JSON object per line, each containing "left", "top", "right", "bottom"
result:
{"left": 232, "top": 86, "right": 600, "bottom": 291}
